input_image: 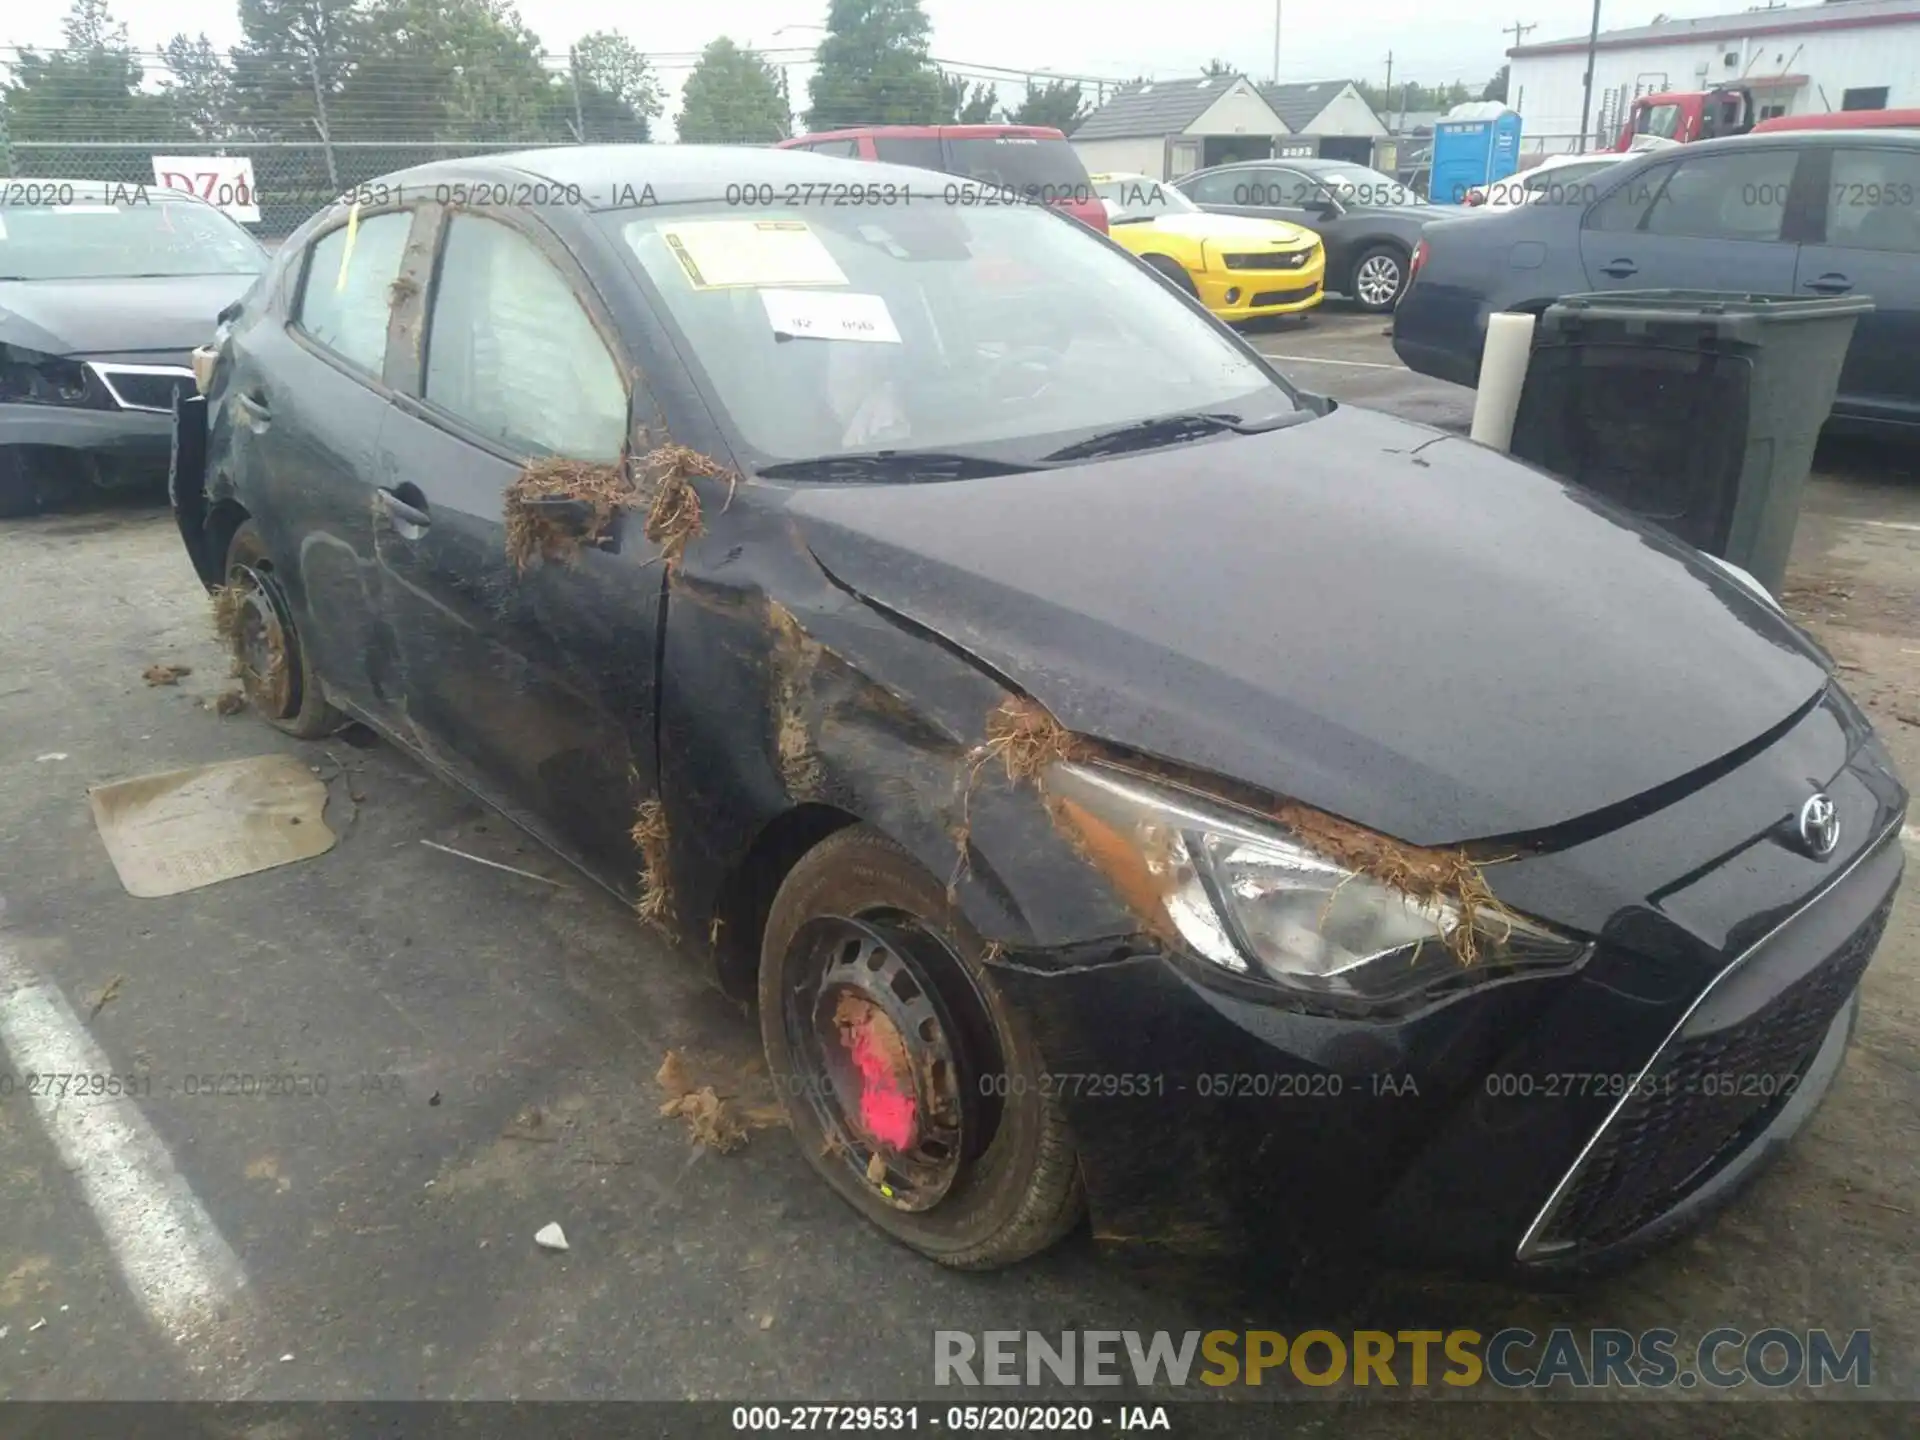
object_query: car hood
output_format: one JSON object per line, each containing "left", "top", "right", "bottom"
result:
{"left": 1124, "top": 212, "right": 1314, "bottom": 247}
{"left": 786, "top": 405, "right": 1830, "bottom": 847}
{"left": 0, "top": 274, "right": 257, "bottom": 359}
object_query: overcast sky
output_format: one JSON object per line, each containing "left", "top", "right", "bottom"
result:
{"left": 3, "top": 0, "right": 1743, "bottom": 134}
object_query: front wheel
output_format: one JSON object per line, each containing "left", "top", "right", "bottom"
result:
{"left": 1143, "top": 254, "right": 1200, "bottom": 299}
{"left": 223, "top": 521, "right": 345, "bottom": 739}
{"left": 759, "top": 826, "right": 1084, "bottom": 1269}
{"left": 1349, "top": 244, "right": 1408, "bottom": 313}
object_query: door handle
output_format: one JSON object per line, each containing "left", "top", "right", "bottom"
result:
{"left": 1806, "top": 273, "right": 1853, "bottom": 295}
{"left": 1600, "top": 259, "right": 1639, "bottom": 278}
{"left": 376, "top": 487, "right": 432, "bottom": 530}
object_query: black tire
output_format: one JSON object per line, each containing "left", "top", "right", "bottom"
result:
{"left": 1348, "top": 243, "right": 1409, "bottom": 313}
{"left": 223, "top": 521, "right": 345, "bottom": 739}
{"left": 1143, "top": 254, "right": 1200, "bottom": 298}
{"left": 759, "top": 825, "right": 1084, "bottom": 1269}
{"left": 0, "top": 450, "right": 45, "bottom": 519}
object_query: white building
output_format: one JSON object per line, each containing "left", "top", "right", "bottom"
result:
{"left": 1508, "top": 0, "right": 1920, "bottom": 153}
{"left": 1071, "top": 76, "right": 1386, "bottom": 180}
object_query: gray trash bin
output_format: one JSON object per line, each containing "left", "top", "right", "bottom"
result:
{"left": 1507, "top": 290, "right": 1872, "bottom": 595}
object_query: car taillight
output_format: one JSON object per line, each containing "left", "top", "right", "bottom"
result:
{"left": 1464, "top": 190, "right": 1485, "bottom": 206}
{"left": 1408, "top": 239, "right": 1429, "bottom": 285}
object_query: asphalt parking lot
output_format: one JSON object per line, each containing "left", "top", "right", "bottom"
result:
{"left": 1, "top": 304, "right": 1916, "bottom": 1434}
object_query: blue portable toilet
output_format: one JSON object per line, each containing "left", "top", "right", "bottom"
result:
{"left": 1429, "top": 103, "right": 1523, "bottom": 205}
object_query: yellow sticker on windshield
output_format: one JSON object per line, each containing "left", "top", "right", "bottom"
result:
{"left": 659, "top": 220, "right": 847, "bottom": 291}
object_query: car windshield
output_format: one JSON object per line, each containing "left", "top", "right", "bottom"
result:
{"left": 1315, "top": 166, "right": 1421, "bottom": 207}
{"left": 1092, "top": 178, "right": 1199, "bottom": 221}
{"left": 1639, "top": 104, "right": 1685, "bottom": 140}
{"left": 0, "top": 196, "right": 266, "bottom": 281}
{"left": 610, "top": 201, "right": 1298, "bottom": 469}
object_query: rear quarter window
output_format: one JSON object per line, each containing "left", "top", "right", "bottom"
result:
{"left": 873, "top": 137, "right": 947, "bottom": 171}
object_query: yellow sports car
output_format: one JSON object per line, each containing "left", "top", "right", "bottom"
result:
{"left": 1089, "top": 172, "right": 1324, "bottom": 322}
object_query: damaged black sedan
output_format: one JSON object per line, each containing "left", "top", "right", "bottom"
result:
{"left": 173, "top": 147, "right": 1906, "bottom": 1278}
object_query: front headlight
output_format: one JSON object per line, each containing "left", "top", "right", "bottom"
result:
{"left": 0, "top": 346, "right": 107, "bottom": 409}
{"left": 1046, "top": 762, "right": 1589, "bottom": 1014}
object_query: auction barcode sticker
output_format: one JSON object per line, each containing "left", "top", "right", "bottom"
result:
{"left": 761, "top": 289, "right": 902, "bottom": 344}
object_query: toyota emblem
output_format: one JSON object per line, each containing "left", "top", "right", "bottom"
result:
{"left": 1796, "top": 793, "right": 1841, "bottom": 860}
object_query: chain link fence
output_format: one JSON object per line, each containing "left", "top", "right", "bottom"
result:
{"left": 3, "top": 139, "right": 583, "bottom": 238}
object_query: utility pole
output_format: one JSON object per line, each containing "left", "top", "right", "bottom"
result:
{"left": 1272, "top": 1, "right": 1282, "bottom": 84}
{"left": 1575, "top": 0, "right": 1603, "bottom": 151}
{"left": 307, "top": 51, "right": 339, "bottom": 193}
{"left": 568, "top": 47, "right": 587, "bottom": 144}
{"left": 1384, "top": 51, "right": 1393, "bottom": 96}
{"left": 1503, "top": 20, "right": 1536, "bottom": 49}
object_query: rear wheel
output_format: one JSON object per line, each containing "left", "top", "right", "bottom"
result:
{"left": 759, "top": 826, "right": 1084, "bottom": 1269}
{"left": 1143, "top": 254, "right": 1200, "bottom": 299}
{"left": 1349, "top": 244, "right": 1408, "bottom": 313}
{"left": 223, "top": 521, "right": 345, "bottom": 739}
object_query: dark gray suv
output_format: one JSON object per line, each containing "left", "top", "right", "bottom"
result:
{"left": 1392, "top": 131, "right": 1920, "bottom": 434}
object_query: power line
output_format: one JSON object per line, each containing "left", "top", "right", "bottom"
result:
{"left": 1502, "top": 20, "right": 1537, "bottom": 51}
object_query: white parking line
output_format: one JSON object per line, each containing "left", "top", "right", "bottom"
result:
{"left": 1858, "top": 520, "right": 1920, "bottom": 535}
{"left": 1903, "top": 824, "right": 1920, "bottom": 850}
{"left": 0, "top": 929, "right": 252, "bottom": 1373}
{"left": 1256, "top": 353, "right": 1407, "bottom": 370}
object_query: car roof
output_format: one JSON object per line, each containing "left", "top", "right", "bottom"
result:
{"left": 1190, "top": 157, "right": 1375, "bottom": 174}
{"left": 364, "top": 144, "right": 974, "bottom": 211}
{"left": 1659, "top": 129, "right": 1920, "bottom": 154}
{"left": 784, "top": 124, "right": 1068, "bottom": 142}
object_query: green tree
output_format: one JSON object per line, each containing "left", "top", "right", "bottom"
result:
{"left": 1201, "top": 59, "right": 1234, "bottom": 77}
{"left": 568, "top": 30, "right": 665, "bottom": 142}
{"left": 939, "top": 74, "right": 998, "bottom": 124}
{"left": 1481, "top": 64, "right": 1510, "bottom": 104}
{"left": 228, "top": 0, "right": 362, "bottom": 140}
{"left": 806, "top": 0, "right": 946, "bottom": 130}
{"left": 677, "top": 37, "right": 789, "bottom": 144}
{"left": 1005, "top": 79, "right": 1088, "bottom": 133}
{"left": 335, "top": 0, "right": 560, "bottom": 141}
{"left": 1, "top": 0, "right": 160, "bottom": 141}
{"left": 160, "top": 33, "right": 235, "bottom": 140}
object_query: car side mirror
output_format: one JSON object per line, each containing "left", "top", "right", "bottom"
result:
{"left": 518, "top": 496, "right": 599, "bottom": 534}
{"left": 1311, "top": 196, "right": 1343, "bottom": 219}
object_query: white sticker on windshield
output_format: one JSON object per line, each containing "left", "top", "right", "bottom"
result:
{"left": 660, "top": 220, "right": 847, "bottom": 290}
{"left": 761, "top": 289, "right": 901, "bottom": 344}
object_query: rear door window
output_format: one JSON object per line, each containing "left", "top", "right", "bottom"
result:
{"left": 1824, "top": 147, "right": 1920, "bottom": 252}
{"left": 808, "top": 139, "right": 861, "bottom": 158}
{"left": 297, "top": 212, "right": 412, "bottom": 375}
{"left": 421, "top": 215, "right": 628, "bottom": 462}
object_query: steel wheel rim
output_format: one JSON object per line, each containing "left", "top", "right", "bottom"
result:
{"left": 782, "top": 914, "right": 999, "bottom": 1212}
{"left": 1357, "top": 255, "right": 1401, "bottom": 307}
{"left": 228, "top": 562, "right": 298, "bottom": 719}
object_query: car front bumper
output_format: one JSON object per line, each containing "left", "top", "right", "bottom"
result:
{"left": 987, "top": 690, "right": 1906, "bottom": 1278}
{"left": 1196, "top": 264, "right": 1326, "bottom": 320}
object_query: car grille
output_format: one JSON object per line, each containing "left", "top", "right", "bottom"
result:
{"left": 1249, "top": 282, "right": 1320, "bottom": 307}
{"left": 1224, "top": 248, "right": 1315, "bottom": 271}
{"left": 1537, "top": 892, "right": 1892, "bottom": 1251}
{"left": 91, "top": 364, "right": 196, "bottom": 414}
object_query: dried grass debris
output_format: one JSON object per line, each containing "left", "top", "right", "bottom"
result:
{"left": 660, "top": 1086, "right": 748, "bottom": 1153}
{"left": 209, "top": 584, "right": 245, "bottom": 647}
{"left": 1270, "top": 802, "right": 1516, "bottom": 966}
{"left": 951, "top": 695, "right": 1087, "bottom": 889}
{"left": 634, "top": 443, "right": 734, "bottom": 572}
{"left": 211, "top": 689, "right": 248, "bottom": 716}
{"left": 503, "top": 457, "right": 639, "bottom": 572}
{"left": 142, "top": 664, "right": 192, "bottom": 687}
{"left": 631, "top": 798, "right": 674, "bottom": 926}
